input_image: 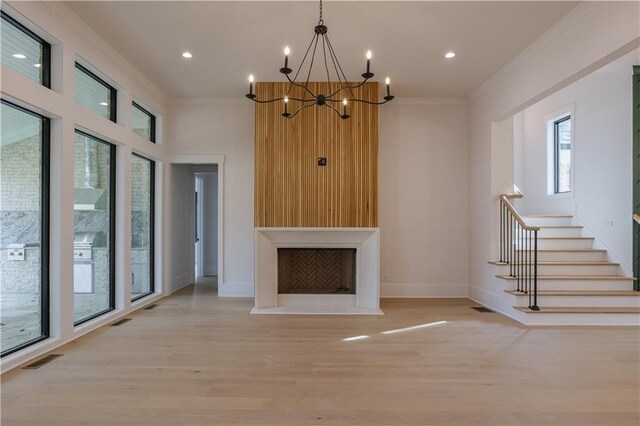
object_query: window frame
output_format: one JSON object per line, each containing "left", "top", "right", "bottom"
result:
{"left": 1, "top": 11, "right": 51, "bottom": 88}
{"left": 74, "top": 62, "right": 117, "bottom": 123}
{"left": 553, "top": 115, "right": 572, "bottom": 195}
{"left": 0, "top": 99, "right": 50, "bottom": 357}
{"left": 131, "top": 152, "right": 155, "bottom": 302}
{"left": 73, "top": 130, "right": 117, "bottom": 326}
{"left": 132, "top": 102, "right": 156, "bottom": 143}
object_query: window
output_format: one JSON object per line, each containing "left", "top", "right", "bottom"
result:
{"left": 75, "top": 63, "right": 117, "bottom": 122}
{"left": 131, "top": 154, "right": 155, "bottom": 301}
{"left": 0, "top": 100, "right": 50, "bottom": 356}
{"left": 553, "top": 115, "right": 572, "bottom": 194}
{"left": 1, "top": 11, "right": 50, "bottom": 87}
{"left": 132, "top": 102, "right": 156, "bottom": 142}
{"left": 73, "top": 130, "right": 115, "bottom": 325}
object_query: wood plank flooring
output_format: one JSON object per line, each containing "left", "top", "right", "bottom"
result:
{"left": 1, "top": 284, "right": 639, "bottom": 425}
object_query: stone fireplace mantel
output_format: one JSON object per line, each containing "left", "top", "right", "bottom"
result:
{"left": 252, "top": 228, "right": 382, "bottom": 315}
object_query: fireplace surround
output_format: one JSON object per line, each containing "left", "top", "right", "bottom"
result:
{"left": 253, "top": 228, "right": 382, "bottom": 315}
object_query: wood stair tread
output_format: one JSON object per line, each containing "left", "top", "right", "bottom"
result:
{"left": 522, "top": 215, "right": 573, "bottom": 218}
{"left": 537, "top": 225, "right": 583, "bottom": 228}
{"left": 489, "top": 261, "right": 618, "bottom": 266}
{"left": 505, "top": 290, "right": 640, "bottom": 296}
{"left": 514, "top": 306, "right": 640, "bottom": 314}
{"left": 516, "top": 249, "right": 606, "bottom": 252}
{"left": 496, "top": 274, "right": 635, "bottom": 281}
{"left": 536, "top": 236, "right": 594, "bottom": 240}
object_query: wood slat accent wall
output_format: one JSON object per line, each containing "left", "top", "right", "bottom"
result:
{"left": 255, "top": 82, "right": 378, "bottom": 228}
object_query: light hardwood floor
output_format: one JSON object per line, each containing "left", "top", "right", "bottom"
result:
{"left": 2, "top": 284, "right": 639, "bottom": 425}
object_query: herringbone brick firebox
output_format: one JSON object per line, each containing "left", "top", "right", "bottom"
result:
{"left": 277, "top": 248, "right": 356, "bottom": 294}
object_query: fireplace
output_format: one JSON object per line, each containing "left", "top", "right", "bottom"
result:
{"left": 278, "top": 248, "right": 356, "bottom": 294}
{"left": 253, "top": 228, "right": 382, "bottom": 315}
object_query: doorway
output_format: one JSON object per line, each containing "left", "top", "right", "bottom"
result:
{"left": 168, "top": 156, "right": 224, "bottom": 293}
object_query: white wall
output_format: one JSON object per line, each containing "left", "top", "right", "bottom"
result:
{"left": 166, "top": 99, "right": 470, "bottom": 298}
{"left": 203, "top": 173, "right": 218, "bottom": 276}
{"left": 517, "top": 50, "right": 636, "bottom": 272}
{"left": 166, "top": 101, "right": 254, "bottom": 295}
{"left": 170, "top": 165, "right": 191, "bottom": 292}
{"left": 379, "top": 100, "right": 469, "bottom": 297}
{"left": 468, "top": 1, "right": 640, "bottom": 314}
{"left": 0, "top": 1, "right": 168, "bottom": 372}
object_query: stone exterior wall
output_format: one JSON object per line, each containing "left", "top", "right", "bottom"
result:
{"left": 0, "top": 247, "right": 40, "bottom": 293}
{"left": 0, "top": 135, "right": 41, "bottom": 211}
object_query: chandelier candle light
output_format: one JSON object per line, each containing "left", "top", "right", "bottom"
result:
{"left": 245, "top": 0, "right": 394, "bottom": 119}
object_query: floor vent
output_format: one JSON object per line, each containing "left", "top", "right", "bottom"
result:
{"left": 110, "top": 318, "right": 132, "bottom": 326}
{"left": 472, "top": 306, "right": 495, "bottom": 313}
{"left": 22, "top": 354, "right": 63, "bottom": 369}
{"left": 144, "top": 304, "right": 158, "bottom": 310}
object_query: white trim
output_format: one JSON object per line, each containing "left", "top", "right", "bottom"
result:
{"left": 166, "top": 155, "right": 225, "bottom": 164}
{"left": 168, "top": 96, "right": 467, "bottom": 106}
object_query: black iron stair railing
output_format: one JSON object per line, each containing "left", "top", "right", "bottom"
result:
{"left": 499, "top": 194, "right": 540, "bottom": 310}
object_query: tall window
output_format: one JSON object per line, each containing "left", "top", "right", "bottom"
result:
{"left": 553, "top": 115, "right": 572, "bottom": 194}
{"left": 131, "top": 154, "right": 154, "bottom": 301}
{"left": 1, "top": 11, "right": 50, "bottom": 87}
{"left": 73, "top": 130, "right": 115, "bottom": 325}
{"left": 75, "top": 63, "right": 117, "bottom": 122}
{"left": 0, "top": 100, "right": 50, "bottom": 356}
{"left": 132, "top": 102, "right": 156, "bottom": 142}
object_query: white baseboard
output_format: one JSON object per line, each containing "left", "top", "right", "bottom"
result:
{"left": 218, "top": 281, "right": 254, "bottom": 297}
{"left": 381, "top": 283, "right": 468, "bottom": 298}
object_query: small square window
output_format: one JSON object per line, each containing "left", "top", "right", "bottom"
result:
{"left": 75, "top": 63, "right": 117, "bottom": 122}
{"left": 132, "top": 102, "right": 156, "bottom": 142}
{"left": 1, "top": 11, "right": 50, "bottom": 87}
{"left": 553, "top": 115, "right": 572, "bottom": 194}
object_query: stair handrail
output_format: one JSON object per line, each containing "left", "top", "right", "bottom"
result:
{"left": 633, "top": 213, "right": 640, "bottom": 225}
{"left": 499, "top": 192, "right": 540, "bottom": 311}
{"left": 500, "top": 193, "right": 540, "bottom": 232}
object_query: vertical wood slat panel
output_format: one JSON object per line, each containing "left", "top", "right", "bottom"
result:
{"left": 254, "top": 82, "right": 379, "bottom": 228}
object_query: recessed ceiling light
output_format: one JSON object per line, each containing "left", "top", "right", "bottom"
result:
{"left": 444, "top": 51, "right": 456, "bottom": 59}
{"left": 34, "top": 63, "right": 41, "bottom": 68}
{"left": 182, "top": 51, "right": 193, "bottom": 59}
{"left": 100, "top": 102, "right": 108, "bottom": 106}
{"left": 12, "top": 53, "right": 26, "bottom": 59}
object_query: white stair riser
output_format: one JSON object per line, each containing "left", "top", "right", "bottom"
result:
{"left": 504, "top": 279, "right": 634, "bottom": 291}
{"left": 522, "top": 313, "right": 640, "bottom": 326}
{"left": 523, "top": 217, "right": 573, "bottom": 226}
{"left": 537, "top": 227, "right": 583, "bottom": 237}
{"left": 495, "top": 264, "right": 620, "bottom": 275}
{"left": 536, "top": 238, "right": 594, "bottom": 249}
{"left": 508, "top": 295, "right": 640, "bottom": 308}
{"left": 535, "top": 251, "right": 606, "bottom": 262}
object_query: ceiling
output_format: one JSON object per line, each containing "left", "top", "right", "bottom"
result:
{"left": 64, "top": 1, "right": 579, "bottom": 98}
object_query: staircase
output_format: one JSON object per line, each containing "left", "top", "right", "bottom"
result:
{"left": 489, "top": 196, "right": 640, "bottom": 325}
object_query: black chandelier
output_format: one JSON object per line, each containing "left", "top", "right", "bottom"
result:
{"left": 245, "top": 0, "right": 394, "bottom": 119}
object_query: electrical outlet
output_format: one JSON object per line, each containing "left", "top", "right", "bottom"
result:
{"left": 384, "top": 273, "right": 391, "bottom": 282}
{"left": 7, "top": 248, "right": 25, "bottom": 261}
{"left": 606, "top": 220, "right": 614, "bottom": 227}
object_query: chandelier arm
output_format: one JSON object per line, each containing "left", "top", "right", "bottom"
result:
{"left": 287, "top": 33, "right": 319, "bottom": 97}
{"left": 325, "top": 102, "right": 345, "bottom": 118}
{"left": 304, "top": 33, "right": 321, "bottom": 87}
{"left": 325, "top": 35, "right": 357, "bottom": 101}
{"left": 345, "top": 97, "right": 394, "bottom": 106}
{"left": 285, "top": 73, "right": 317, "bottom": 99}
{"left": 326, "top": 78, "right": 369, "bottom": 100}
{"left": 286, "top": 103, "right": 316, "bottom": 118}
{"left": 248, "top": 97, "right": 315, "bottom": 104}
{"left": 324, "top": 34, "right": 347, "bottom": 93}
{"left": 321, "top": 34, "right": 332, "bottom": 90}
